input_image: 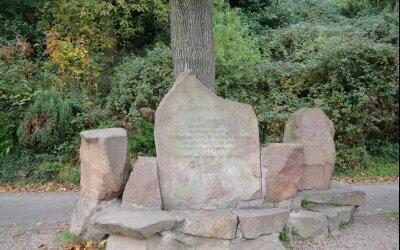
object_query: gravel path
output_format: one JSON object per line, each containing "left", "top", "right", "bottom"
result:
{"left": 0, "top": 222, "right": 68, "bottom": 250}
{"left": 293, "top": 213, "right": 399, "bottom": 250}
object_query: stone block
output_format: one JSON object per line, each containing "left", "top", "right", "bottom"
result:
{"left": 70, "top": 191, "right": 120, "bottom": 238}
{"left": 283, "top": 108, "right": 336, "bottom": 190}
{"left": 288, "top": 210, "right": 329, "bottom": 241}
{"left": 230, "top": 233, "right": 285, "bottom": 250}
{"left": 122, "top": 157, "right": 161, "bottom": 209}
{"left": 155, "top": 70, "right": 261, "bottom": 209}
{"left": 91, "top": 207, "right": 176, "bottom": 238}
{"left": 80, "top": 128, "right": 131, "bottom": 200}
{"left": 174, "top": 210, "right": 238, "bottom": 239}
{"left": 295, "top": 182, "right": 366, "bottom": 207}
{"left": 160, "top": 231, "right": 230, "bottom": 250}
{"left": 233, "top": 208, "right": 289, "bottom": 239}
{"left": 261, "top": 143, "right": 304, "bottom": 202}
{"left": 310, "top": 205, "right": 355, "bottom": 233}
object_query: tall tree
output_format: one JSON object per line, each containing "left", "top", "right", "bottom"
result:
{"left": 170, "top": 0, "right": 216, "bottom": 92}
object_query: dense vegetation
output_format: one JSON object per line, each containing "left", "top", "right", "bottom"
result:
{"left": 0, "top": 0, "right": 398, "bottom": 184}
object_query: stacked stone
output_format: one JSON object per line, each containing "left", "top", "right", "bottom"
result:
{"left": 70, "top": 128, "right": 131, "bottom": 238}
{"left": 70, "top": 71, "right": 366, "bottom": 249}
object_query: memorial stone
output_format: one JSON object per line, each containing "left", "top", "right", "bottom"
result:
{"left": 155, "top": 70, "right": 261, "bottom": 209}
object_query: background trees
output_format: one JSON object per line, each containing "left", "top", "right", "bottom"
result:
{"left": 0, "top": 0, "right": 398, "bottom": 184}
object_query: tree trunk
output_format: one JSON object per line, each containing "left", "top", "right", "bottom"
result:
{"left": 170, "top": 0, "right": 216, "bottom": 92}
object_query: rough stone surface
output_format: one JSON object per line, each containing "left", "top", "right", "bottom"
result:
{"left": 161, "top": 231, "right": 231, "bottom": 250}
{"left": 294, "top": 182, "right": 366, "bottom": 207}
{"left": 261, "top": 143, "right": 304, "bottom": 202}
{"left": 122, "top": 157, "right": 161, "bottom": 209}
{"left": 91, "top": 207, "right": 176, "bottom": 238}
{"left": 70, "top": 191, "right": 120, "bottom": 238}
{"left": 155, "top": 70, "right": 261, "bottom": 209}
{"left": 174, "top": 210, "right": 237, "bottom": 239}
{"left": 283, "top": 108, "right": 335, "bottom": 190}
{"left": 233, "top": 208, "right": 289, "bottom": 239}
{"left": 230, "top": 233, "right": 285, "bottom": 250}
{"left": 310, "top": 205, "right": 355, "bottom": 233}
{"left": 80, "top": 128, "right": 131, "bottom": 200}
{"left": 106, "top": 234, "right": 164, "bottom": 250}
{"left": 288, "top": 210, "right": 329, "bottom": 241}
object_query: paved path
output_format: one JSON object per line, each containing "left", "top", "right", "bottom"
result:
{"left": 350, "top": 182, "right": 399, "bottom": 215}
{"left": 0, "top": 192, "right": 78, "bottom": 225}
{"left": 0, "top": 183, "right": 398, "bottom": 225}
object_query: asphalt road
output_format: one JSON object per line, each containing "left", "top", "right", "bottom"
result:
{"left": 0, "top": 192, "right": 78, "bottom": 225}
{"left": 0, "top": 182, "right": 398, "bottom": 225}
{"left": 350, "top": 182, "right": 399, "bottom": 216}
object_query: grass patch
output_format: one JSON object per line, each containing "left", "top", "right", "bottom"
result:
{"left": 301, "top": 198, "right": 311, "bottom": 209}
{"left": 339, "top": 221, "right": 352, "bottom": 230}
{"left": 385, "top": 211, "right": 399, "bottom": 219}
{"left": 334, "top": 158, "right": 399, "bottom": 182}
{"left": 279, "top": 227, "right": 292, "bottom": 249}
{"left": 58, "top": 230, "right": 82, "bottom": 245}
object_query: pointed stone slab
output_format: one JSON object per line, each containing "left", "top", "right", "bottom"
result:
{"left": 122, "top": 157, "right": 162, "bottom": 209}
{"left": 233, "top": 208, "right": 289, "bottom": 239}
{"left": 173, "top": 210, "right": 238, "bottom": 239}
{"left": 155, "top": 70, "right": 261, "bottom": 209}
{"left": 283, "top": 108, "right": 335, "bottom": 190}
{"left": 91, "top": 207, "right": 176, "bottom": 238}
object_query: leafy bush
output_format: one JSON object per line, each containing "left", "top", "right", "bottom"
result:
{"left": 108, "top": 44, "right": 173, "bottom": 122}
{"left": 18, "top": 90, "right": 72, "bottom": 151}
{"left": 214, "top": 5, "right": 262, "bottom": 103}
{"left": 128, "top": 118, "right": 156, "bottom": 157}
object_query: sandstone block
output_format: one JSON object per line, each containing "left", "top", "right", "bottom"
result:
{"left": 174, "top": 210, "right": 237, "bottom": 239}
{"left": 91, "top": 207, "right": 176, "bottom": 238}
{"left": 283, "top": 108, "right": 335, "bottom": 190}
{"left": 310, "top": 205, "right": 355, "bottom": 233}
{"left": 80, "top": 128, "right": 131, "bottom": 200}
{"left": 160, "top": 231, "right": 231, "bottom": 250}
{"left": 70, "top": 191, "right": 120, "bottom": 238}
{"left": 261, "top": 143, "right": 304, "bottom": 202}
{"left": 295, "top": 182, "right": 366, "bottom": 207}
{"left": 122, "top": 157, "right": 161, "bottom": 209}
{"left": 233, "top": 208, "right": 289, "bottom": 239}
{"left": 155, "top": 70, "right": 261, "bottom": 209}
{"left": 230, "top": 233, "right": 285, "bottom": 250}
{"left": 288, "top": 210, "right": 329, "bottom": 241}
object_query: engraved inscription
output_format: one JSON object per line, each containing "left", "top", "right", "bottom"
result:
{"left": 171, "top": 107, "right": 241, "bottom": 159}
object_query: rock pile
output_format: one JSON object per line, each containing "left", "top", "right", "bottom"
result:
{"left": 70, "top": 70, "right": 365, "bottom": 249}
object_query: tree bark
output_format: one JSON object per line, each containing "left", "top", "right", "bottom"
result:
{"left": 170, "top": 0, "right": 216, "bottom": 92}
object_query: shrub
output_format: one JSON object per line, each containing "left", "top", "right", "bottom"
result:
{"left": 128, "top": 118, "right": 156, "bottom": 157}
{"left": 108, "top": 44, "right": 173, "bottom": 123}
{"left": 214, "top": 5, "right": 262, "bottom": 103}
{"left": 18, "top": 90, "right": 72, "bottom": 151}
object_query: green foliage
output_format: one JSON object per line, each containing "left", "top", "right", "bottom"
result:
{"left": 128, "top": 118, "right": 156, "bottom": 157}
{"left": 279, "top": 227, "right": 293, "bottom": 248}
{"left": 301, "top": 198, "right": 311, "bottom": 209}
{"left": 0, "top": 0, "right": 398, "bottom": 185}
{"left": 108, "top": 44, "right": 173, "bottom": 120}
{"left": 214, "top": 5, "right": 262, "bottom": 103}
{"left": 18, "top": 90, "right": 72, "bottom": 151}
{"left": 58, "top": 230, "right": 83, "bottom": 245}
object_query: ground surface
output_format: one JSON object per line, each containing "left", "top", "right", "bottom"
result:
{"left": 0, "top": 182, "right": 398, "bottom": 249}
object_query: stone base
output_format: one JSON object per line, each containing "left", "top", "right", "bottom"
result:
{"left": 106, "top": 232, "right": 284, "bottom": 250}
{"left": 80, "top": 182, "right": 365, "bottom": 248}
{"left": 70, "top": 191, "right": 121, "bottom": 238}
